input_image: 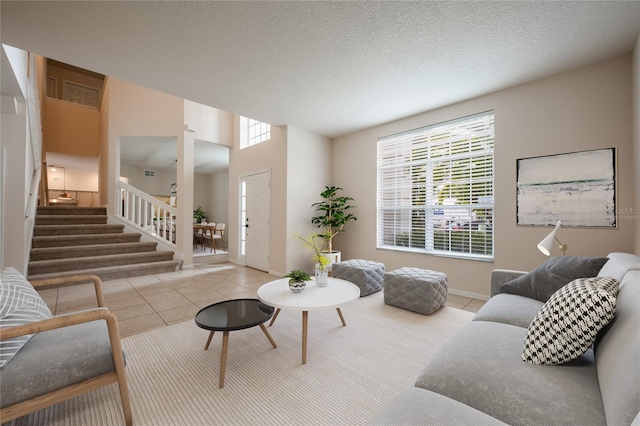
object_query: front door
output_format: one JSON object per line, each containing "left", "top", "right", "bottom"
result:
{"left": 244, "top": 171, "right": 270, "bottom": 271}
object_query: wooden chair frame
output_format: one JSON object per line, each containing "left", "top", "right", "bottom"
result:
{"left": 0, "top": 275, "right": 132, "bottom": 425}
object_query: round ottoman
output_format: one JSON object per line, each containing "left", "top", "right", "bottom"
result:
{"left": 332, "top": 259, "right": 385, "bottom": 297}
{"left": 383, "top": 267, "right": 448, "bottom": 315}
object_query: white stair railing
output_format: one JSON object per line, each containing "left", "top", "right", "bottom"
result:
{"left": 117, "top": 181, "right": 177, "bottom": 247}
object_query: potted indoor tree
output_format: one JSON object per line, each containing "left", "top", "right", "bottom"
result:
{"left": 311, "top": 186, "right": 357, "bottom": 266}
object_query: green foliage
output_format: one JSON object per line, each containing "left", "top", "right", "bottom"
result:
{"left": 311, "top": 186, "right": 357, "bottom": 253}
{"left": 193, "top": 206, "right": 206, "bottom": 222}
{"left": 284, "top": 269, "right": 312, "bottom": 283}
{"left": 295, "top": 233, "right": 331, "bottom": 270}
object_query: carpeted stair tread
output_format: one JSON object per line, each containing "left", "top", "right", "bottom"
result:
{"left": 34, "top": 224, "right": 125, "bottom": 236}
{"left": 36, "top": 206, "right": 107, "bottom": 216}
{"left": 27, "top": 260, "right": 183, "bottom": 282}
{"left": 30, "top": 242, "right": 158, "bottom": 261}
{"left": 32, "top": 233, "right": 142, "bottom": 248}
{"left": 35, "top": 215, "right": 108, "bottom": 225}
{"left": 28, "top": 251, "right": 175, "bottom": 275}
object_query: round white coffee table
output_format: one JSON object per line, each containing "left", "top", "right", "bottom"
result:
{"left": 257, "top": 277, "right": 360, "bottom": 364}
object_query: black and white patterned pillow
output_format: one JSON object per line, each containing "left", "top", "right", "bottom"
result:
{"left": 0, "top": 267, "right": 52, "bottom": 368}
{"left": 522, "top": 276, "right": 618, "bottom": 365}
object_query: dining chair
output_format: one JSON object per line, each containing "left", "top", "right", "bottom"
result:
{"left": 213, "top": 223, "right": 225, "bottom": 251}
{"left": 201, "top": 223, "right": 217, "bottom": 253}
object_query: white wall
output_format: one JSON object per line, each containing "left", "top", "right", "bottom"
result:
{"left": 286, "top": 126, "right": 332, "bottom": 273}
{"left": 633, "top": 34, "right": 640, "bottom": 254}
{"left": 333, "top": 55, "right": 636, "bottom": 299}
{"left": 0, "top": 46, "right": 39, "bottom": 273}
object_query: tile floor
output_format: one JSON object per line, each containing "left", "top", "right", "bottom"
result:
{"left": 36, "top": 262, "right": 486, "bottom": 338}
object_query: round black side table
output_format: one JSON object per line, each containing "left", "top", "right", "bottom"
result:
{"left": 195, "top": 298, "right": 277, "bottom": 388}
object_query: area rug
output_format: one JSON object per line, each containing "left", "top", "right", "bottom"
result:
{"left": 5, "top": 293, "right": 474, "bottom": 426}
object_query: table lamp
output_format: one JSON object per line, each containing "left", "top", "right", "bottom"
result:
{"left": 537, "top": 220, "right": 568, "bottom": 256}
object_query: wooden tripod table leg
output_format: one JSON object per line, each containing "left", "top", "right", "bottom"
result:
{"left": 336, "top": 307, "right": 347, "bottom": 326}
{"left": 205, "top": 330, "right": 215, "bottom": 350}
{"left": 269, "top": 308, "right": 281, "bottom": 326}
{"left": 219, "top": 331, "right": 229, "bottom": 388}
{"left": 302, "top": 310, "right": 308, "bottom": 364}
{"left": 260, "top": 323, "right": 277, "bottom": 348}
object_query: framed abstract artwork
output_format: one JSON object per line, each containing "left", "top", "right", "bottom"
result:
{"left": 516, "top": 148, "right": 616, "bottom": 227}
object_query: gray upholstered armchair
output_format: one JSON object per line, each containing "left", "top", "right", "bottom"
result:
{"left": 0, "top": 271, "right": 132, "bottom": 425}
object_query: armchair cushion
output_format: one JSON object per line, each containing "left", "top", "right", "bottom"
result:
{"left": 0, "top": 317, "right": 116, "bottom": 407}
{"left": 0, "top": 267, "right": 52, "bottom": 368}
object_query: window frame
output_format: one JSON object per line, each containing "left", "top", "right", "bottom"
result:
{"left": 240, "top": 116, "right": 271, "bottom": 149}
{"left": 376, "top": 111, "right": 495, "bottom": 261}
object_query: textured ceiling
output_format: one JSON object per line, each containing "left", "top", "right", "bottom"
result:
{"left": 2, "top": 1, "right": 639, "bottom": 139}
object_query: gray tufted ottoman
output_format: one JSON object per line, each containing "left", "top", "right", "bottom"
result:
{"left": 332, "top": 259, "right": 385, "bottom": 297}
{"left": 384, "top": 267, "right": 448, "bottom": 315}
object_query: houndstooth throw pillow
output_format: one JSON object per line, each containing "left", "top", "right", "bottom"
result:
{"left": 0, "top": 267, "right": 52, "bottom": 368}
{"left": 522, "top": 276, "right": 619, "bottom": 365}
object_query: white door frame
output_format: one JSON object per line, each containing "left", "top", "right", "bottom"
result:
{"left": 238, "top": 169, "right": 271, "bottom": 270}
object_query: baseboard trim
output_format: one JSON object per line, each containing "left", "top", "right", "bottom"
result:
{"left": 448, "top": 288, "right": 490, "bottom": 301}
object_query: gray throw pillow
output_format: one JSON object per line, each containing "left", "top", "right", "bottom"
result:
{"left": 499, "top": 256, "right": 609, "bottom": 302}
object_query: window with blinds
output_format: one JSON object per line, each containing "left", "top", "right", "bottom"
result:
{"left": 377, "top": 111, "right": 494, "bottom": 260}
{"left": 240, "top": 116, "right": 271, "bottom": 149}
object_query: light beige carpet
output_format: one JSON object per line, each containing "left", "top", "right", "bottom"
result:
{"left": 6, "top": 293, "right": 474, "bottom": 426}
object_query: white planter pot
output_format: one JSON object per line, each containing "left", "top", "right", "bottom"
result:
{"left": 321, "top": 251, "right": 341, "bottom": 270}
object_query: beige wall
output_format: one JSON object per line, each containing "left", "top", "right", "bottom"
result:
{"left": 228, "top": 118, "right": 288, "bottom": 273}
{"left": 286, "top": 126, "right": 332, "bottom": 273}
{"left": 120, "top": 163, "right": 175, "bottom": 196}
{"left": 205, "top": 170, "right": 229, "bottom": 229}
{"left": 184, "top": 100, "right": 233, "bottom": 147}
{"left": 46, "top": 61, "right": 104, "bottom": 101}
{"left": 633, "top": 34, "right": 640, "bottom": 254}
{"left": 45, "top": 98, "right": 100, "bottom": 156}
{"left": 333, "top": 54, "right": 636, "bottom": 299}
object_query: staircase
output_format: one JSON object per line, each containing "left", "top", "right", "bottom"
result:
{"left": 28, "top": 206, "right": 182, "bottom": 281}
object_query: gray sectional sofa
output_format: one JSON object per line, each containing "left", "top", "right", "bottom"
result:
{"left": 370, "top": 252, "right": 640, "bottom": 426}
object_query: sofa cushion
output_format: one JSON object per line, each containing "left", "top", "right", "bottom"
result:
{"left": 368, "top": 387, "right": 508, "bottom": 425}
{"left": 0, "top": 318, "right": 115, "bottom": 408}
{"left": 0, "top": 267, "right": 52, "bottom": 368}
{"left": 415, "top": 321, "right": 606, "bottom": 426}
{"left": 522, "top": 276, "right": 618, "bottom": 365}
{"left": 472, "top": 293, "right": 544, "bottom": 328}
{"left": 499, "top": 256, "right": 609, "bottom": 302}
{"left": 594, "top": 270, "right": 640, "bottom": 426}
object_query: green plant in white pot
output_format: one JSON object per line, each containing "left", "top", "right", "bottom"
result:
{"left": 311, "top": 186, "right": 357, "bottom": 266}
{"left": 284, "top": 269, "right": 312, "bottom": 293}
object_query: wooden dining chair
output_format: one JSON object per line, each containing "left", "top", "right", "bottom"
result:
{"left": 213, "top": 223, "right": 225, "bottom": 252}
{"left": 201, "top": 223, "right": 217, "bottom": 253}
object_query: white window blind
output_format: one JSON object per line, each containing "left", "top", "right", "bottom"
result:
{"left": 240, "top": 116, "right": 271, "bottom": 149}
{"left": 377, "top": 111, "right": 494, "bottom": 260}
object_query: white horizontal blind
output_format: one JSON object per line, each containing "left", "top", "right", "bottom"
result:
{"left": 377, "top": 111, "right": 494, "bottom": 259}
{"left": 240, "top": 116, "right": 271, "bottom": 149}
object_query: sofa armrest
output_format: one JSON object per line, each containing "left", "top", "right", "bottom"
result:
{"left": 29, "top": 274, "right": 105, "bottom": 307}
{"left": 490, "top": 269, "right": 527, "bottom": 297}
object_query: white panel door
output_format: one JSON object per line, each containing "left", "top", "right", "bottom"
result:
{"left": 245, "top": 171, "right": 270, "bottom": 271}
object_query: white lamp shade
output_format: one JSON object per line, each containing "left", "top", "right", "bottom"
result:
{"left": 537, "top": 220, "right": 561, "bottom": 256}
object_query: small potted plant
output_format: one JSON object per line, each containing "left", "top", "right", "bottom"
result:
{"left": 284, "top": 269, "right": 312, "bottom": 293}
{"left": 311, "top": 186, "right": 357, "bottom": 266}
{"left": 193, "top": 206, "right": 207, "bottom": 224}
